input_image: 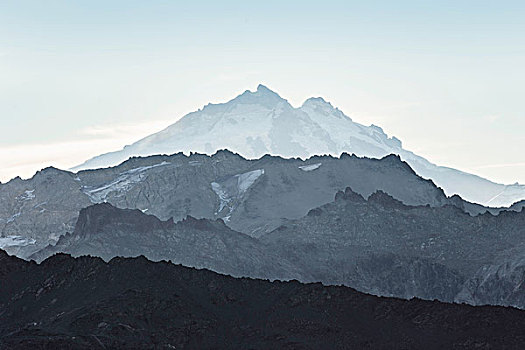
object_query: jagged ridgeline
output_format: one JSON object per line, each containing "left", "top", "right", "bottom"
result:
{"left": 2, "top": 250, "right": 525, "bottom": 349}
{"left": 29, "top": 187, "right": 525, "bottom": 309}
{"left": 2, "top": 150, "right": 525, "bottom": 310}
{"left": 72, "top": 85, "right": 525, "bottom": 207}
{"left": 2, "top": 150, "right": 493, "bottom": 258}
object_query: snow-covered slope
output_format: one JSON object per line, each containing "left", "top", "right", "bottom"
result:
{"left": 73, "top": 84, "right": 525, "bottom": 207}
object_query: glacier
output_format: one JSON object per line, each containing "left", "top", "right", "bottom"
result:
{"left": 73, "top": 84, "right": 525, "bottom": 207}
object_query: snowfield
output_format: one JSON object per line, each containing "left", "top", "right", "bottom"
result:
{"left": 299, "top": 163, "right": 322, "bottom": 172}
{"left": 72, "top": 85, "right": 525, "bottom": 207}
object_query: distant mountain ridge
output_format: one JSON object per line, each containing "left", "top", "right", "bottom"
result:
{"left": 73, "top": 84, "right": 525, "bottom": 207}
{"left": 30, "top": 202, "right": 306, "bottom": 282}
{"left": 29, "top": 189, "right": 525, "bottom": 308}
{"left": 2, "top": 151, "right": 497, "bottom": 259}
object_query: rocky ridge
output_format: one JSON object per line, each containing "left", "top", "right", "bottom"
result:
{"left": 3, "top": 151, "right": 497, "bottom": 258}
{"left": 31, "top": 188, "right": 525, "bottom": 308}
{"left": 2, "top": 250, "right": 525, "bottom": 349}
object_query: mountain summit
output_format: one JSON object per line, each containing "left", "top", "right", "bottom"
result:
{"left": 73, "top": 85, "right": 525, "bottom": 207}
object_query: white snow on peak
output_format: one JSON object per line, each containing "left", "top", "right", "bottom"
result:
{"left": 301, "top": 97, "right": 345, "bottom": 117}
{"left": 257, "top": 84, "right": 274, "bottom": 93}
{"left": 73, "top": 85, "right": 394, "bottom": 169}
{"left": 299, "top": 163, "right": 322, "bottom": 172}
{"left": 73, "top": 85, "right": 525, "bottom": 207}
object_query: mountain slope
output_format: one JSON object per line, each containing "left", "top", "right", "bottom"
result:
{"left": 73, "top": 84, "right": 525, "bottom": 207}
{"left": 3, "top": 250, "right": 525, "bottom": 349}
{"left": 4, "top": 151, "right": 485, "bottom": 258}
{"left": 30, "top": 203, "right": 305, "bottom": 282}
{"left": 29, "top": 193, "right": 525, "bottom": 307}
{"left": 260, "top": 187, "right": 525, "bottom": 304}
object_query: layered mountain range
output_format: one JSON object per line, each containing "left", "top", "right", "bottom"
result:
{"left": 2, "top": 84, "right": 524, "bottom": 342}
{"left": 3, "top": 150, "right": 491, "bottom": 258}
{"left": 3, "top": 250, "right": 525, "bottom": 349}
{"left": 73, "top": 84, "right": 525, "bottom": 207}
{"left": 28, "top": 185, "right": 525, "bottom": 308}
{"left": 30, "top": 203, "right": 306, "bottom": 282}
{"left": 3, "top": 148, "right": 525, "bottom": 308}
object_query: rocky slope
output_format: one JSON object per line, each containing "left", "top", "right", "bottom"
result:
{"left": 2, "top": 250, "right": 525, "bottom": 349}
{"left": 30, "top": 203, "right": 305, "bottom": 282}
{"left": 261, "top": 187, "right": 525, "bottom": 304}
{"left": 456, "top": 244, "right": 525, "bottom": 308}
{"left": 73, "top": 84, "right": 525, "bottom": 207}
{"left": 3, "top": 151, "right": 490, "bottom": 258}
{"left": 0, "top": 167, "right": 92, "bottom": 258}
{"left": 32, "top": 192, "right": 525, "bottom": 308}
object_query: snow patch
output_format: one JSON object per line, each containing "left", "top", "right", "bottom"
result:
{"left": 237, "top": 169, "right": 265, "bottom": 193}
{"left": 33, "top": 201, "right": 47, "bottom": 213}
{"left": 211, "top": 182, "right": 231, "bottom": 213}
{"left": 0, "top": 235, "right": 36, "bottom": 248}
{"left": 24, "top": 190, "right": 35, "bottom": 199}
{"left": 82, "top": 161, "right": 170, "bottom": 203}
{"left": 211, "top": 169, "right": 264, "bottom": 219}
{"left": 6, "top": 212, "right": 21, "bottom": 223}
{"left": 124, "top": 161, "right": 171, "bottom": 174}
{"left": 18, "top": 190, "right": 35, "bottom": 201}
{"left": 299, "top": 163, "right": 322, "bottom": 172}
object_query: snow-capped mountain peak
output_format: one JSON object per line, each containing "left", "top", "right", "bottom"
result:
{"left": 301, "top": 97, "right": 350, "bottom": 121}
{"left": 228, "top": 84, "right": 289, "bottom": 109}
{"left": 73, "top": 84, "right": 525, "bottom": 207}
{"left": 302, "top": 96, "right": 334, "bottom": 110}
{"left": 256, "top": 83, "right": 279, "bottom": 95}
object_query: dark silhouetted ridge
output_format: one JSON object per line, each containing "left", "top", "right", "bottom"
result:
{"left": 2, "top": 250, "right": 525, "bottom": 349}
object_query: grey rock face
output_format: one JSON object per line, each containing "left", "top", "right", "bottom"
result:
{"left": 456, "top": 243, "right": 525, "bottom": 308}
{"left": 31, "top": 190, "right": 525, "bottom": 308}
{"left": 510, "top": 200, "right": 525, "bottom": 212}
{"left": 2, "top": 151, "right": 482, "bottom": 258}
{"left": 30, "top": 203, "right": 306, "bottom": 282}
{"left": 260, "top": 187, "right": 525, "bottom": 303}
{"left": 0, "top": 167, "right": 92, "bottom": 257}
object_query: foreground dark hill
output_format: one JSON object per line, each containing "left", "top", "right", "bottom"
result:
{"left": 2, "top": 250, "right": 525, "bottom": 349}
{"left": 2, "top": 150, "right": 494, "bottom": 258}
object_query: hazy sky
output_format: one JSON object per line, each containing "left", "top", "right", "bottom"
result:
{"left": 1, "top": 1, "right": 524, "bottom": 184}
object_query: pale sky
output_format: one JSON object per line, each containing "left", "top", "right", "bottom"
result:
{"left": 1, "top": 1, "right": 524, "bottom": 184}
